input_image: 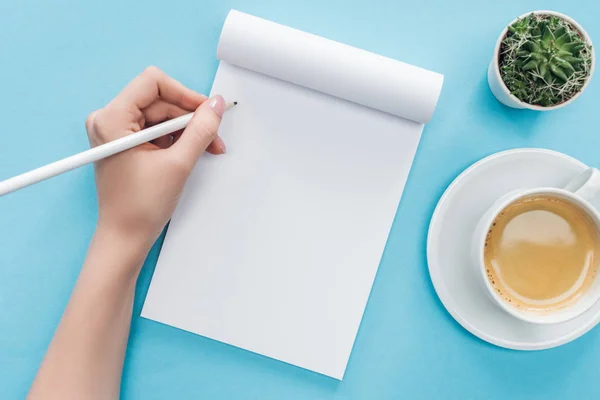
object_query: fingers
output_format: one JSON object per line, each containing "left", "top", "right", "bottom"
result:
{"left": 206, "top": 136, "right": 227, "bottom": 155}
{"left": 85, "top": 110, "right": 100, "bottom": 134}
{"left": 152, "top": 135, "right": 173, "bottom": 149}
{"left": 85, "top": 110, "right": 101, "bottom": 146}
{"left": 114, "top": 66, "right": 207, "bottom": 110}
{"left": 170, "top": 95, "right": 226, "bottom": 172}
{"left": 143, "top": 100, "right": 225, "bottom": 152}
{"left": 143, "top": 100, "right": 189, "bottom": 125}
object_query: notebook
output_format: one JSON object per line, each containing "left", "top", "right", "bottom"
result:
{"left": 142, "top": 10, "right": 443, "bottom": 379}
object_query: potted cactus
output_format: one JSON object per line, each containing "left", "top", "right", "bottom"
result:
{"left": 488, "top": 11, "right": 595, "bottom": 110}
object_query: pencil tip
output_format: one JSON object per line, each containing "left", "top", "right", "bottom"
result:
{"left": 233, "top": 101, "right": 238, "bottom": 105}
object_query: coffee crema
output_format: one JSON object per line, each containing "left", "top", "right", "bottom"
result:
{"left": 484, "top": 195, "right": 600, "bottom": 313}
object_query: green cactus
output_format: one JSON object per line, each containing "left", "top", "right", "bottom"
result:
{"left": 499, "top": 14, "right": 593, "bottom": 107}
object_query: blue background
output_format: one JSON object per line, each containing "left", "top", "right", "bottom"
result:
{"left": 1, "top": 0, "right": 599, "bottom": 398}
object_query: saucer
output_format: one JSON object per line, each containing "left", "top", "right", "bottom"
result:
{"left": 427, "top": 148, "right": 600, "bottom": 350}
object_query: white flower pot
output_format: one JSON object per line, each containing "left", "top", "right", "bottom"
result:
{"left": 488, "top": 10, "right": 595, "bottom": 110}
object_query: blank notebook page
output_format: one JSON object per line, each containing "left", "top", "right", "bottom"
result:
{"left": 142, "top": 10, "right": 443, "bottom": 379}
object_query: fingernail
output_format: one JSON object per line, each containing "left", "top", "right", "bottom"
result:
{"left": 209, "top": 95, "right": 225, "bottom": 118}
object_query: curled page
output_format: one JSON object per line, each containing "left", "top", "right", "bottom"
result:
{"left": 217, "top": 10, "right": 443, "bottom": 124}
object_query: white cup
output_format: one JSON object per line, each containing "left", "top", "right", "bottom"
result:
{"left": 472, "top": 168, "right": 600, "bottom": 324}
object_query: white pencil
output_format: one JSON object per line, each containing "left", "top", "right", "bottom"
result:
{"left": 0, "top": 102, "right": 237, "bottom": 197}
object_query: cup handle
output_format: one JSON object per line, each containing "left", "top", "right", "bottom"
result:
{"left": 564, "top": 168, "right": 600, "bottom": 206}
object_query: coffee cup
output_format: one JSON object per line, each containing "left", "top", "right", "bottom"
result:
{"left": 472, "top": 168, "right": 600, "bottom": 324}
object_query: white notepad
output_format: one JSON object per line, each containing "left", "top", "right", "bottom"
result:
{"left": 142, "top": 10, "right": 443, "bottom": 379}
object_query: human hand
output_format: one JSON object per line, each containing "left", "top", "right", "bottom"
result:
{"left": 85, "top": 66, "right": 226, "bottom": 254}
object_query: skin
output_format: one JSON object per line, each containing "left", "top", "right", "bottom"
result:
{"left": 27, "top": 66, "right": 226, "bottom": 400}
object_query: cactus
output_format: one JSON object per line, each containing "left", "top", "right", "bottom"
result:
{"left": 499, "top": 14, "right": 593, "bottom": 107}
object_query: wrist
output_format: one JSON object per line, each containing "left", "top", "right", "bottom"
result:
{"left": 89, "top": 222, "right": 154, "bottom": 278}
{"left": 96, "top": 214, "right": 160, "bottom": 250}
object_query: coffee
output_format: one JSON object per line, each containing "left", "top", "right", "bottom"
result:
{"left": 484, "top": 195, "right": 600, "bottom": 313}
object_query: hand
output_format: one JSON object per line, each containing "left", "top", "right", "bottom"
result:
{"left": 85, "top": 66, "right": 226, "bottom": 254}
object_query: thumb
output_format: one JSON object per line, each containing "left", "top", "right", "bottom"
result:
{"left": 171, "top": 94, "right": 225, "bottom": 171}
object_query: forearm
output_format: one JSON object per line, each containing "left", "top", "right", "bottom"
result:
{"left": 28, "top": 226, "right": 150, "bottom": 400}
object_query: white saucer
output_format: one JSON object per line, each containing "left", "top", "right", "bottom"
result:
{"left": 427, "top": 148, "right": 600, "bottom": 350}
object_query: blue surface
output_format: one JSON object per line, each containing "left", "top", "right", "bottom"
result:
{"left": 1, "top": 0, "right": 600, "bottom": 398}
